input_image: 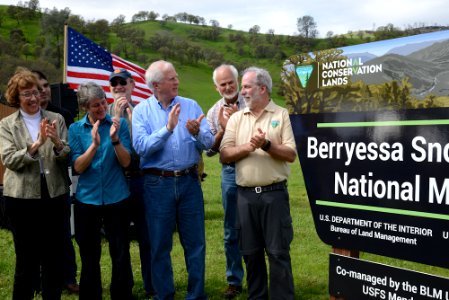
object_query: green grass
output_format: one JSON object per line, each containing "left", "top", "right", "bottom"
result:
{"left": 1, "top": 157, "right": 449, "bottom": 299}
{"left": 175, "top": 63, "right": 218, "bottom": 112}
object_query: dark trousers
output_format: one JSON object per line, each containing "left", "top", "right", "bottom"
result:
{"left": 128, "top": 175, "right": 154, "bottom": 294}
{"left": 5, "top": 184, "right": 65, "bottom": 300}
{"left": 74, "top": 199, "right": 134, "bottom": 300}
{"left": 62, "top": 195, "right": 78, "bottom": 286}
{"left": 237, "top": 187, "right": 295, "bottom": 300}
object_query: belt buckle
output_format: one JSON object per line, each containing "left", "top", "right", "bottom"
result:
{"left": 255, "top": 186, "right": 262, "bottom": 193}
{"left": 173, "top": 170, "right": 183, "bottom": 177}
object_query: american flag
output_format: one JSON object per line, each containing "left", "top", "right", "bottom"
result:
{"left": 65, "top": 26, "right": 152, "bottom": 104}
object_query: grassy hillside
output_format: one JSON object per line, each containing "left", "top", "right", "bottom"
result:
{"left": 0, "top": 5, "right": 297, "bottom": 110}
{"left": 117, "top": 20, "right": 296, "bottom": 108}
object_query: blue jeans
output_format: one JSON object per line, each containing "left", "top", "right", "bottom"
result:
{"left": 221, "top": 164, "right": 244, "bottom": 286}
{"left": 143, "top": 173, "right": 207, "bottom": 300}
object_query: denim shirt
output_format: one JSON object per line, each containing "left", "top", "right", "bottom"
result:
{"left": 68, "top": 114, "right": 131, "bottom": 205}
{"left": 132, "top": 95, "right": 214, "bottom": 170}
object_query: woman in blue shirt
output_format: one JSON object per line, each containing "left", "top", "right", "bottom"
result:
{"left": 68, "top": 82, "right": 134, "bottom": 300}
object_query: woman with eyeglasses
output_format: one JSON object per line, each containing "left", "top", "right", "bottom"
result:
{"left": 68, "top": 81, "right": 134, "bottom": 300}
{"left": 0, "top": 68, "right": 70, "bottom": 299}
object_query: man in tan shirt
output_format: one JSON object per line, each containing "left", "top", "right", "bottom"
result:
{"left": 220, "top": 67, "right": 296, "bottom": 299}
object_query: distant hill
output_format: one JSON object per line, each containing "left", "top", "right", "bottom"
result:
{"left": 386, "top": 40, "right": 439, "bottom": 56}
{"left": 358, "top": 54, "right": 439, "bottom": 89}
{"left": 408, "top": 38, "right": 449, "bottom": 64}
{"left": 352, "top": 39, "right": 449, "bottom": 98}
{"left": 345, "top": 52, "right": 377, "bottom": 63}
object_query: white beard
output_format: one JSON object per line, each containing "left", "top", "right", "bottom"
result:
{"left": 220, "top": 89, "right": 239, "bottom": 101}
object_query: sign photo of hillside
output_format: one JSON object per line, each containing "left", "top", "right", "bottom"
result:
{"left": 283, "top": 30, "right": 449, "bottom": 114}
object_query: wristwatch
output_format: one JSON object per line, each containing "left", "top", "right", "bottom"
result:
{"left": 261, "top": 139, "right": 271, "bottom": 151}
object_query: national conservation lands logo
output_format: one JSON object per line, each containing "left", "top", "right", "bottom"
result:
{"left": 296, "top": 64, "right": 314, "bottom": 88}
{"left": 320, "top": 58, "right": 382, "bottom": 87}
{"left": 296, "top": 58, "right": 383, "bottom": 89}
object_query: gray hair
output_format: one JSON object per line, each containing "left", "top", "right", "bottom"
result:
{"left": 145, "top": 60, "right": 175, "bottom": 92}
{"left": 242, "top": 67, "right": 272, "bottom": 95}
{"left": 77, "top": 81, "right": 106, "bottom": 111}
{"left": 212, "top": 64, "right": 238, "bottom": 85}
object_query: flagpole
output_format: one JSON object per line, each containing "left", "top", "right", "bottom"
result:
{"left": 63, "top": 23, "right": 68, "bottom": 83}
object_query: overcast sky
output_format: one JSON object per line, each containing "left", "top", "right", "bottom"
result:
{"left": 2, "top": 0, "right": 448, "bottom": 37}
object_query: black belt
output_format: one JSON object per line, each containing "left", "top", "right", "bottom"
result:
{"left": 238, "top": 180, "right": 287, "bottom": 194}
{"left": 143, "top": 165, "right": 197, "bottom": 177}
{"left": 125, "top": 169, "right": 144, "bottom": 177}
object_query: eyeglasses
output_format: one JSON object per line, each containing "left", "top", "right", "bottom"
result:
{"left": 19, "top": 90, "right": 40, "bottom": 99}
{"left": 110, "top": 79, "right": 128, "bottom": 87}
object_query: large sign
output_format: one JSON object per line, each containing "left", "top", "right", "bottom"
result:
{"left": 291, "top": 107, "right": 449, "bottom": 268}
{"left": 329, "top": 253, "right": 449, "bottom": 300}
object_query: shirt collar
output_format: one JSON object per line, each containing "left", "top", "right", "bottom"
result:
{"left": 81, "top": 113, "right": 112, "bottom": 126}
{"left": 153, "top": 95, "right": 178, "bottom": 110}
{"left": 20, "top": 108, "right": 41, "bottom": 119}
{"left": 243, "top": 99, "right": 275, "bottom": 114}
{"left": 264, "top": 100, "right": 276, "bottom": 112}
{"left": 220, "top": 93, "right": 244, "bottom": 105}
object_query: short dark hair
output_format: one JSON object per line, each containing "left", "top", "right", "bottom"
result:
{"left": 31, "top": 70, "right": 48, "bottom": 81}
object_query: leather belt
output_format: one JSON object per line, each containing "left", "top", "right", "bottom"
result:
{"left": 238, "top": 180, "right": 287, "bottom": 194}
{"left": 125, "top": 169, "right": 144, "bottom": 177}
{"left": 143, "top": 165, "right": 197, "bottom": 177}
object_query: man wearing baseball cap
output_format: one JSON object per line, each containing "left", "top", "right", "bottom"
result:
{"left": 109, "top": 69, "right": 155, "bottom": 298}
{"left": 108, "top": 69, "right": 135, "bottom": 121}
